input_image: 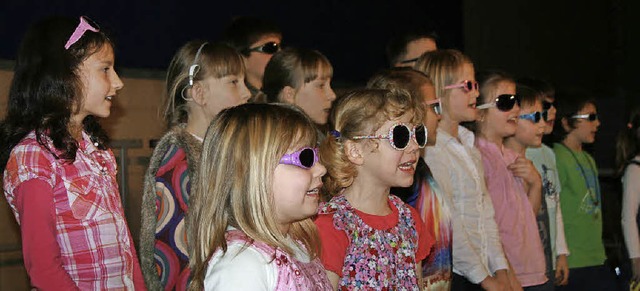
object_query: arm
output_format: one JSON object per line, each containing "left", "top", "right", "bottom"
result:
{"left": 622, "top": 165, "right": 640, "bottom": 280}
{"left": 16, "top": 179, "right": 79, "bottom": 290}
{"left": 508, "top": 157, "right": 543, "bottom": 214}
{"left": 326, "top": 271, "right": 340, "bottom": 290}
{"left": 427, "top": 151, "right": 498, "bottom": 284}
{"left": 204, "top": 244, "right": 276, "bottom": 290}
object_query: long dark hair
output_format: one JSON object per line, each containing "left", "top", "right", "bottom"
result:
{"left": 0, "top": 16, "right": 112, "bottom": 170}
{"left": 615, "top": 106, "right": 640, "bottom": 174}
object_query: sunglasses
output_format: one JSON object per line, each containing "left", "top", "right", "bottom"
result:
{"left": 352, "top": 123, "right": 427, "bottom": 150}
{"left": 519, "top": 111, "right": 543, "bottom": 123}
{"left": 279, "top": 147, "right": 319, "bottom": 169}
{"left": 444, "top": 80, "right": 479, "bottom": 93}
{"left": 477, "top": 94, "right": 520, "bottom": 111}
{"left": 425, "top": 98, "right": 442, "bottom": 115}
{"left": 64, "top": 16, "right": 100, "bottom": 50}
{"left": 571, "top": 113, "right": 598, "bottom": 121}
{"left": 246, "top": 41, "right": 281, "bottom": 55}
{"left": 543, "top": 101, "right": 557, "bottom": 111}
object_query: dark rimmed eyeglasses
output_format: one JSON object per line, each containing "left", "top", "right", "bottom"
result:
{"left": 571, "top": 113, "right": 598, "bottom": 122}
{"left": 352, "top": 123, "right": 427, "bottom": 151}
{"left": 64, "top": 16, "right": 100, "bottom": 50}
{"left": 444, "top": 80, "right": 479, "bottom": 93}
{"left": 425, "top": 98, "right": 442, "bottom": 116}
{"left": 519, "top": 111, "right": 543, "bottom": 123}
{"left": 279, "top": 147, "right": 319, "bottom": 169}
{"left": 477, "top": 94, "right": 520, "bottom": 112}
{"left": 246, "top": 41, "right": 281, "bottom": 55}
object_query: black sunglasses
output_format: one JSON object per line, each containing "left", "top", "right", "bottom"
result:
{"left": 477, "top": 94, "right": 520, "bottom": 112}
{"left": 543, "top": 101, "right": 557, "bottom": 111}
{"left": 246, "top": 41, "right": 280, "bottom": 55}
{"left": 571, "top": 113, "right": 598, "bottom": 121}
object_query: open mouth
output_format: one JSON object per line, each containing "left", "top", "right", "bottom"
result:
{"left": 468, "top": 103, "right": 476, "bottom": 109}
{"left": 398, "top": 160, "right": 416, "bottom": 172}
{"left": 105, "top": 96, "right": 113, "bottom": 101}
{"left": 306, "top": 187, "right": 321, "bottom": 196}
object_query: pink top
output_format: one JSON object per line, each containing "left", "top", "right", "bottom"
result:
{"left": 3, "top": 131, "right": 145, "bottom": 290}
{"left": 475, "top": 137, "right": 547, "bottom": 287}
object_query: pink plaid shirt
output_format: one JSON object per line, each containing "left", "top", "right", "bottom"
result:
{"left": 3, "top": 131, "right": 145, "bottom": 290}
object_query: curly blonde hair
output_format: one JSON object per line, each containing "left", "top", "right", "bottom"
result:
{"left": 320, "top": 88, "right": 422, "bottom": 196}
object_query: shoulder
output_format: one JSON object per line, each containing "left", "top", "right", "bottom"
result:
{"left": 204, "top": 241, "right": 277, "bottom": 290}
{"left": 5, "top": 133, "right": 57, "bottom": 189}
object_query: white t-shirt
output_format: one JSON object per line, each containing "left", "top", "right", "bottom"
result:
{"left": 204, "top": 230, "right": 310, "bottom": 290}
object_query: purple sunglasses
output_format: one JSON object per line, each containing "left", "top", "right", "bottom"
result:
{"left": 279, "top": 147, "right": 319, "bottom": 169}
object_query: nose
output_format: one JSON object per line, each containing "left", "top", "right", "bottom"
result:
{"left": 312, "top": 161, "right": 327, "bottom": 178}
{"left": 240, "top": 80, "right": 251, "bottom": 102}
{"left": 112, "top": 70, "right": 124, "bottom": 91}
{"left": 327, "top": 86, "right": 337, "bottom": 101}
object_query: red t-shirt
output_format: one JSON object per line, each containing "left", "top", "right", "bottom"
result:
{"left": 314, "top": 197, "right": 434, "bottom": 275}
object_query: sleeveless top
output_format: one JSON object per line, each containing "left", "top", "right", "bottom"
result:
{"left": 225, "top": 230, "right": 332, "bottom": 290}
{"left": 317, "top": 195, "right": 420, "bottom": 290}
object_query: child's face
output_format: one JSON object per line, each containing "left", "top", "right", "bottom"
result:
{"left": 201, "top": 74, "right": 251, "bottom": 121}
{"left": 479, "top": 81, "right": 519, "bottom": 139}
{"left": 294, "top": 69, "right": 336, "bottom": 125}
{"left": 566, "top": 102, "right": 600, "bottom": 144}
{"left": 442, "top": 63, "right": 479, "bottom": 123}
{"left": 421, "top": 83, "right": 440, "bottom": 146}
{"left": 543, "top": 96, "right": 556, "bottom": 135}
{"left": 244, "top": 34, "right": 282, "bottom": 85}
{"left": 272, "top": 144, "right": 327, "bottom": 228}
{"left": 76, "top": 44, "right": 123, "bottom": 120}
{"left": 513, "top": 100, "right": 545, "bottom": 148}
{"left": 358, "top": 112, "right": 420, "bottom": 188}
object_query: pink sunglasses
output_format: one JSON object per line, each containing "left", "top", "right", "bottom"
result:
{"left": 444, "top": 80, "right": 479, "bottom": 93}
{"left": 64, "top": 16, "right": 100, "bottom": 50}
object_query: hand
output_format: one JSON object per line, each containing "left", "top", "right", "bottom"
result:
{"left": 631, "top": 258, "right": 640, "bottom": 287}
{"left": 480, "top": 275, "right": 506, "bottom": 291}
{"left": 507, "top": 270, "right": 523, "bottom": 291}
{"left": 507, "top": 157, "right": 541, "bottom": 188}
{"left": 554, "top": 254, "right": 569, "bottom": 286}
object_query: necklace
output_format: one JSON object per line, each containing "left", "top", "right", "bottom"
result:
{"left": 558, "top": 143, "right": 600, "bottom": 216}
{"left": 84, "top": 136, "right": 108, "bottom": 175}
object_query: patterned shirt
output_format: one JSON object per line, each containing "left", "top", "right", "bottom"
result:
{"left": 3, "top": 131, "right": 144, "bottom": 290}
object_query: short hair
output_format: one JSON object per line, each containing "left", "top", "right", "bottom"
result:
{"left": 221, "top": 16, "right": 282, "bottom": 56}
{"left": 164, "top": 41, "right": 245, "bottom": 127}
{"left": 367, "top": 67, "right": 433, "bottom": 106}
{"left": 414, "top": 49, "right": 473, "bottom": 100}
{"left": 386, "top": 29, "right": 438, "bottom": 66}
{"left": 320, "top": 88, "right": 423, "bottom": 196}
{"left": 188, "top": 103, "right": 321, "bottom": 290}
{"left": 262, "top": 47, "right": 333, "bottom": 103}
{"left": 517, "top": 77, "right": 555, "bottom": 100}
{"left": 553, "top": 88, "right": 596, "bottom": 141}
{"left": 516, "top": 82, "right": 545, "bottom": 109}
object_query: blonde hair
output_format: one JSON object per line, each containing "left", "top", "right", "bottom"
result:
{"left": 367, "top": 67, "right": 433, "bottom": 106}
{"left": 164, "top": 41, "right": 245, "bottom": 128}
{"left": 187, "top": 103, "right": 321, "bottom": 290}
{"left": 262, "top": 47, "right": 333, "bottom": 103}
{"left": 320, "top": 88, "right": 422, "bottom": 196}
{"left": 414, "top": 49, "right": 473, "bottom": 99}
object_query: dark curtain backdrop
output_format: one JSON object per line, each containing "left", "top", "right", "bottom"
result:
{"left": 0, "top": 0, "right": 463, "bottom": 85}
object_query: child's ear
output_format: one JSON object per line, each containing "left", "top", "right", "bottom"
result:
{"left": 190, "top": 83, "right": 206, "bottom": 106}
{"left": 561, "top": 117, "right": 571, "bottom": 132}
{"left": 280, "top": 86, "right": 296, "bottom": 104}
{"left": 344, "top": 140, "right": 364, "bottom": 165}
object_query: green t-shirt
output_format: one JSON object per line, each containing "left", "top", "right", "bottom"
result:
{"left": 553, "top": 143, "right": 606, "bottom": 268}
